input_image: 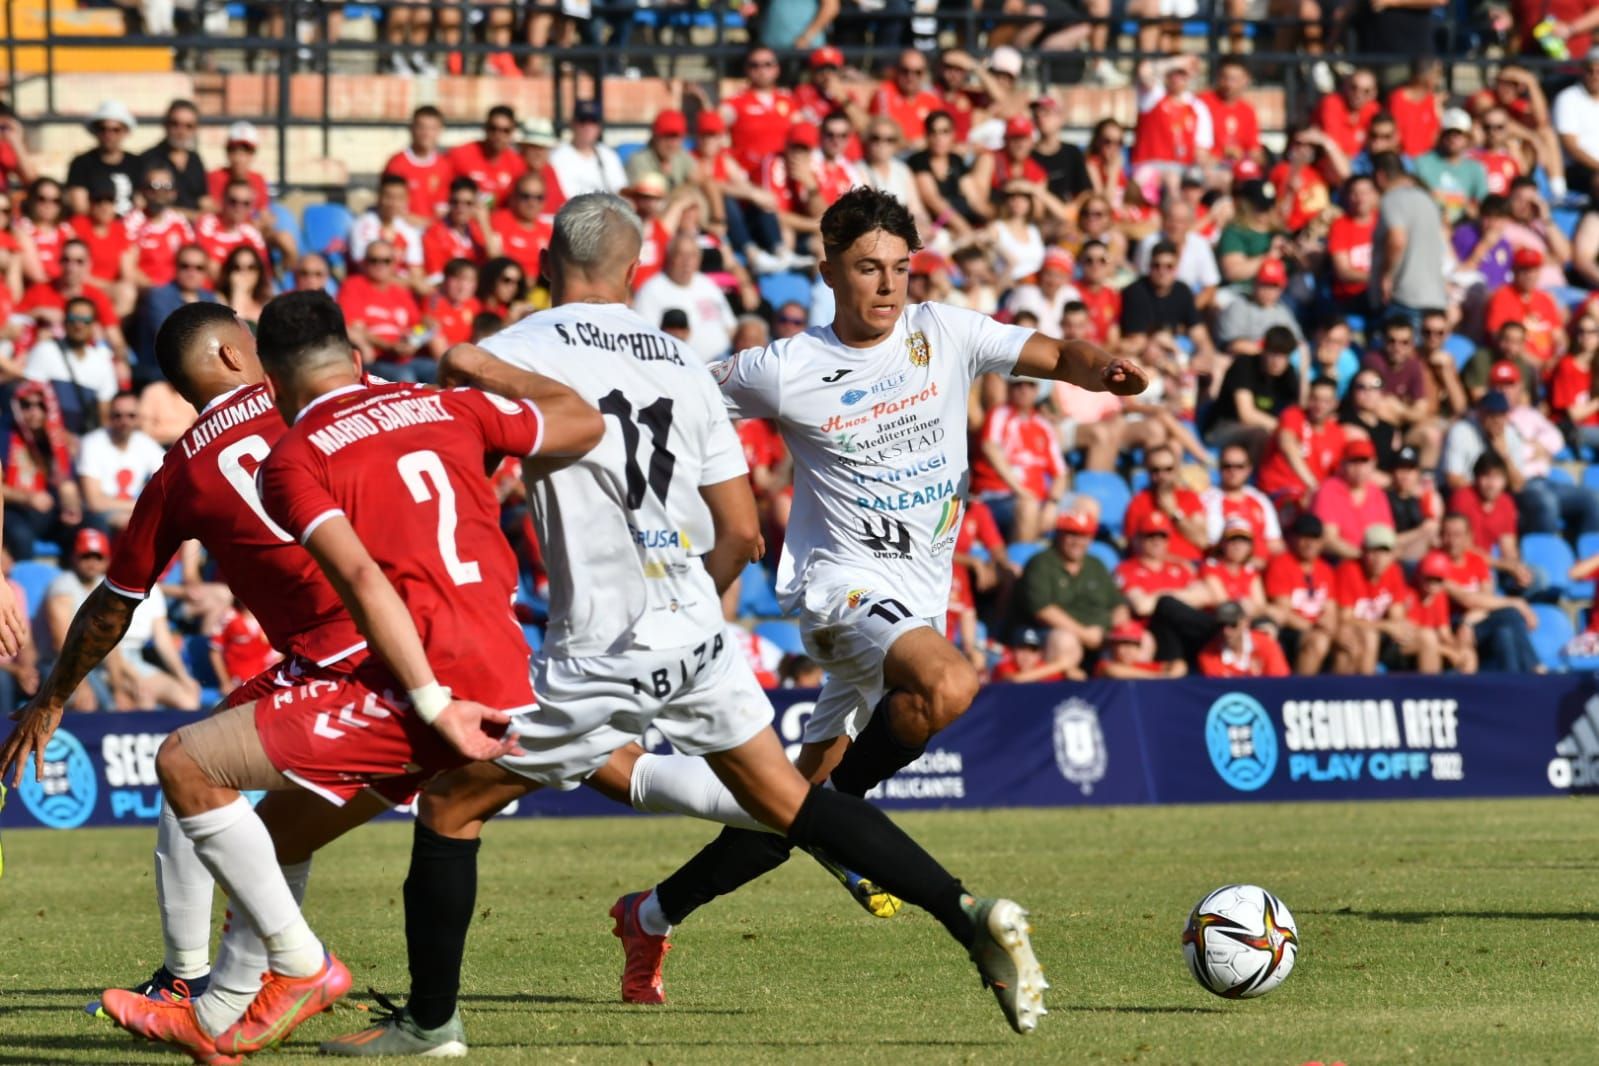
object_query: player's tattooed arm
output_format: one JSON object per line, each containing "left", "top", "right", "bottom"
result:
{"left": 0, "top": 584, "right": 136, "bottom": 786}
{"left": 438, "top": 342, "right": 605, "bottom": 458}
{"left": 1013, "top": 332, "right": 1150, "bottom": 397}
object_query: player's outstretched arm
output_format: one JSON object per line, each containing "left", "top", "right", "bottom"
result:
{"left": 1012, "top": 333, "right": 1149, "bottom": 397}
{"left": 699, "top": 475, "right": 764, "bottom": 595}
{"left": 302, "top": 515, "right": 522, "bottom": 763}
{"left": 438, "top": 342, "right": 605, "bottom": 458}
{"left": 0, "top": 584, "right": 136, "bottom": 786}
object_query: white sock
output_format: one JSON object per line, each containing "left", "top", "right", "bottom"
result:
{"left": 194, "top": 859, "right": 313, "bottom": 1037}
{"left": 155, "top": 800, "right": 215, "bottom": 980}
{"left": 179, "top": 798, "right": 323, "bottom": 980}
{"left": 636, "top": 889, "right": 672, "bottom": 936}
{"left": 629, "top": 753, "right": 772, "bottom": 834}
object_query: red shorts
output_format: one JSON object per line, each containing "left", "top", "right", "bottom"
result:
{"left": 225, "top": 650, "right": 370, "bottom": 710}
{"left": 253, "top": 658, "right": 469, "bottom": 806}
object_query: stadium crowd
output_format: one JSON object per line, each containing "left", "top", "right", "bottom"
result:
{"left": 0, "top": 5, "right": 1598, "bottom": 711}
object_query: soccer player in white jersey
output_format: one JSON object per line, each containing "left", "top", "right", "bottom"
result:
{"left": 615, "top": 185, "right": 1148, "bottom": 998}
{"left": 322, "top": 194, "right": 1048, "bottom": 1056}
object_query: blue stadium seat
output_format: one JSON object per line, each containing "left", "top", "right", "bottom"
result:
{"left": 185, "top": 634, "right": 220, "bottom": 688}
{"left": 1552, "top": 286, "right": 1589, "bottom": 310}
{"left": 1128, "top": 468, "right": 1149, "bottom": 494}
{"left": 268, "top": 202, "right": 303, "bottom": 254}
{"left": 1530, "top": 604, "right": 1573, "bottom": 671}
{"left": 10, "top": 560, "right": 60, "bottom": 618}
{"left": 757, "top": 271, "right": 811, "bottom": 311}
{"left": 1546, "top": 466, "right": 1576, "bottom": 486}
{"left": 1444, "top": 333, "right": 1476, "bottom": 369}
{"left": 1087, "top": 539, "right": 1121, "bottom": 573}
{"left": 736, "top": 561, "right": 782, "bottom": 618}
{"left": 754, "top": 619, "right": 805, "bottom": 656}
{"left": 615, "top": 142, "right": 646, "bottom": 166}
{"left": 521, "top": 623, "right": 543, "bottom": 654}
{"left": 1584, "top": 467, "right": 1599, "bottom": 493}
{"left": 1578, "top": 530, "right": 1599, "bottom": 563}
{"left": 1521, "top": 533, "right": 1576, "bottom": 600}
{"left": 1344, "top": 312, "right": 1367, "bottom": 341}
{"left": 1074, "top": 471, "right": 1132, "bottom": 537}
{"left": 302, "top": 202, "right": 353, "bottom": 261}
{"left": 1008, "top": 540, "right": 1047, "bottom": 568}
{"left": 1553, "top": 207, "right": 1583, "bottom": 240}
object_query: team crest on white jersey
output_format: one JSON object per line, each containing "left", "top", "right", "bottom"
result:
{"left": 1053, "top": 698, "right": 1107, "bottom": 794}
{"left": 906, "top": 331, "right": 930, "bottom": 368}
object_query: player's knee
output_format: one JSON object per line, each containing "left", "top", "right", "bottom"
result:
{"left": 927, "top": 660, "right": 979, "bottom": 730}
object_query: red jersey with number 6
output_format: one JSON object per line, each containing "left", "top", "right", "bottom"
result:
{"left": 259, "top": 382, "right": 543, "bottom": 711}
{"left": 105, "top": 383, "right": 366, "bottom": 667}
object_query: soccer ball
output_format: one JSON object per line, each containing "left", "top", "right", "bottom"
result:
{"left": 1182, "top": 884, "right": 1299, "bottom": 999}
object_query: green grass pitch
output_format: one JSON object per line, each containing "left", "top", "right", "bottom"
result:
{"left": 3, "top": 798, "right": 1599, "bottom": 1065}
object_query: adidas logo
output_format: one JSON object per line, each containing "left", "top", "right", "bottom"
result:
{"left": 1548, "top": 695, "right": 1599, "bottom": 790}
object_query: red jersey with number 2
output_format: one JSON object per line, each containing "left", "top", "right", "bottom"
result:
{"left": 259, "top": 382, "right": 541, "bottom": 711}
{"left": 105, "top": 383, "right": 365, "bottom": 667}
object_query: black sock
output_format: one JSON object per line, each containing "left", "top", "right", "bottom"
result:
{"left": 828, "top": 692, "right": 927, "bottom": 797}
{"left": 786, "top": 786, "right": 973, "bottom": 946}
{"left": 404, "top": 822, "right": 480, "bottom": 1030}
{"left": 654, "top": 826, "right": 794, "bottom": 926}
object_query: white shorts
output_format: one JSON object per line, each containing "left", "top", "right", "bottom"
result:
{"left": 496, "top": 630, "right": 775, "bottom": 790}
{"left": 798, "top": 571, "right": 936, "bottom": 745}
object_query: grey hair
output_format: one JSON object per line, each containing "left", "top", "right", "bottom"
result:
{"left": 550, "top": 192, "right": 644, "bottom": 270}
{"left": 733, "top": 313, "right": 770, "bottom": 344}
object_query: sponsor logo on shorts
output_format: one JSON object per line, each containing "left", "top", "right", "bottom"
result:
{"left": 906, "top": 330, "right": 930, "bottom": 367}
{"left": 1205, "top": 693, "right": 1278, "bottom": 792}
{"left": 1053, "top": 699, "right": 1107, "bottom": 795}
{"left": 16, "top": 727, "right": 97, "bottom": 829}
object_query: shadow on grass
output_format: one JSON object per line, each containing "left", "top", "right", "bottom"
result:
{"left": 1308, "top": 907, "right": 1599, "bottom": 923}
{"left": 477, "top": 1037, "right": 1004, "bottom": 1049}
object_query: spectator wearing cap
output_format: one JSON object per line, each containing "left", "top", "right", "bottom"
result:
{"left": 1119, "top": 240, "right": 1215, "bottom": 365}
{"left": 1215, "top": 180, "right": 1284, "bottom": 295}
{"left": 796, "top": 46, "right": 870, "bottom": 137}
{"left": 1265, "top": 513, "right": 1339, "bottom": 674}
{"left": 1216, "top": 263, "right": 1305, "bottom": 357}
{"left": 490, "top": 172, "right": 553, "bottom": 283}
{"left": 1433, "top": 513, "right": 1540, "bottom": 673}
{"left": 547, "top": 101, "right": 626, "bottom": 201}
{"left": 194, "top": 178, "right": 269, "bottom": 276}
{"left": 128, "top": 243, "right": 217, "bottom": 374}
{"left": 1198, "top": 58, "right": 1264, "bottom": 170}
{"left": 1490, "top": 361, "right": 1599, "bottom": 538}
{"left": 1133, "top": 198, "right": 1220, "bottom": 309}
{"left": 423, "top": 177, "right": 497, "bottom": 283}
{"left": 1124, "top": 444, "right": 1209, "bottom": 562}
{"left": 1198, "top": 601, "right": 1288, "bottom": 678}
{"left": 1131, "top": 57, "right": 1212, "bottom": 174}
{"left": 909, "top": 111, "right": 985, "bottom": 242}
{"left": 976, "top": 115, "right": 1054, "bottom": 207}
{"left": 971, "top": 376, "right": 1068, "bottom": 542}
{"left": 383, "top": 106, "right": 452, "bottom": 224}
{"left": 1386, "top": 445, "right": 1442, "bottom": 561}
{"left": 70, "top": 179, "right": 136, "bottom": 315}
{"left": 515, "top": 118, "right": 559, "bottom": 197}
{"left": 626, "top": 110, "right": 696, "bottom": 194}
{"left": 66, "top": 100, "right": 140, "bottom": 217}
{"left": 352, "top": 174, "right": 425, "bottom": 291}
{"left": 1484, "top": 249, "right": 1567, "bottom": 365}
{"left": 339, "top": 239, "right": 427, "bottom": 382}
{"left": 1311, "top": 437, "right": 1396, "bottom": 560}
{"left": 992, "top": 627, "right": 1078, "bottom": 683}
{"left": 43, "top": 527, "right": 114, "bottom": 709}
{"left": 908, "top": 250, "right": 955, "bottom": 304}
{"left": 1553, "top": 48, "right": 1599, "bottom": 197}
{"left": 623, "top": 174, "right": 677, "bottom": 290}
{"left": 1200, "top": 517, "right": 1270, "bottom": 619}
{"left": 1314, "top": 69, "right": 1380, "bottom": 160}
{"left": 722, "top": 47, "right": 801, "bottom": 176}
{"left": 1412, "top": 549, "right": 1478, "bottom": 673}
{"left": 207, "top": 122, "right": 272, "bottom": 217}
{"left": 1332, "top": 524, "right": 1428, "bottom": 674}
{"left": 1362, "top": 315, "right": 1442, "bottom": 467}
{"left": 1202, "top": 444, "right": 1285, "bottom": 556}
{"left": 1013, "top": 510, "right": 1127, "bottom": 680}
{"left": 870, "top": 48, "right": 944, "bottom": 150}
{"left": 1203, "top": 325, "right": 1301, "bottom": 454}
{"left": 1415, "top": 109, "right": 1488, "bottom": 224}
{"left": 1443, "top": 389, "right": 1529, "bottom": 497}
{"left": 1004, "top": 249, "right": 1080, "bottom": 339}
{"left": 1114, "top": 509, "right": 1216, "bottom": 665}
{"left": 126, "top": 165, "right": 197, "bottom": 292}
{"left": 633, "top": 235, "right": 737, "bottom": 363}
{"left": 1449, "top": 452, "right": 1538, "bottom": 590}
{"left": 138, "top": 99, "right": 206, "bottom": 215}
{"left": 447, "top": 107, "right": 528, "bottom": 209}
{"left": 1327, "top": 175, "right": 1379, "bottom": 316}
{"left": 1339, "top": 365, "right": 1404, "bottom": 470}
{"left": 1371, "top": 152, "right": 1448, "bottom": 323}
{"left": 1096, "top": 621, "right": 1185, "bottom": 679}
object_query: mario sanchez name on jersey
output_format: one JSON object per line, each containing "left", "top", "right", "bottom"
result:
{"left": 713, "top": 301, "right": 1032, "bottom": 619}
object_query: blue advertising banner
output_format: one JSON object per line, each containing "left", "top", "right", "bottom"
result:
{"left": 6, "top": 674, "right": 1594, "bottom": 831}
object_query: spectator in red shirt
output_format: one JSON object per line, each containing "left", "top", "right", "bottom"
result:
{"left": 870, "top": 49, "right": 944, "bottom": 150}
{"left": 383, "top": 105, "right": 453, "bottom": 224}
{"left": 1314, "top": 68, "right": 1381, "bottom": 158}
{"left": 491, "top": 172, "right": 553, "bottom": 283}
{"left": 1511, "top": 0, "right": 1597, "bottom": 63}
{"left": 17, "top": 177, "right": 73, "bottom": 284}
{"left": 1412, "top": 550, "right": 1478, "bottom": 673}
{"left": 338, "top": 238, "right": 427, "bottom": 382}
{"left": 0, "top": 103, "right": 38, "bottom": 192}
{"left": 1131, "top": 57, "right": 1212, "bottom": 172}
{"left": 421, "top": 258, "right": 480, "bottom": 357}
{"left": 796, "top": 46, "right": 869, "bottom": 147}
{"left": 1116, "top": 509, "right": 1216, "bottom": 665}
{"left": 208, "top": 602, "right": 282, "bottom": 694}
{"left": 1550, "top": 314, "right": 1599, "bottom": 455}
{"left": 1198, "top": 601, "right": 1289, "bottom": 678}
{"left": 70, "top": 180, "right": 135, "bottom": 315}
{"left": 1485, "top": 248, "right": 1567, "bottom": 365}
{"left": 126, "top": 165, "right": 194, "bottom": 290}
{"left": 1311, "top": 437, "right": 1395, "bottom": 560}
{"left": 971, "top": 376, "right": 1067, "bottom": 542}
{"left": 1200, "top": 517, "right": 1270, "bottom": 621}
{"left": 722, "top": 47, "right": 801, "bottom": 175}
{"left": 992, "top": 626, "right": 1076, "bottom": 683}
{"left": 194, "top": 178, "right": 269, "bottom": 275}
{"left": 1449, "top": 451, "right": 1537, "bottom": 590}
{"left": 1096, "top": 619, "right": 1186, "bottom": 678}
{"left": 1327, "top": 174, "right": 1378, "bottom": 314}
{"left": 446, "top": 106, "right": 528, "bottom": 208}
{"left": 424, "top": 176, "right": 497, "bottom": 282}
{"left": 1387, "top": 58, "right": 1444, "bottom": 158}
{"left": 1332, "top": 523, "right": 1425, "bottom": 673}
{"left": 1434, "top": 513, "right": 1540, "bottom": 672}
{"left": 1265, "top": 512, "right": 1339, "bottom": 674}
{"left": 622, "top": 173, "right": 676, "bottom": 290}
{"left": 1124, "top": 444, "right": 1210, "bottom": 562}
{"left": 1074, "top": 239, "right": 1122, "bottom": 349}
{"left": 206, "top": 121, "right": 271, "bottom": 216}
{"left": 19, "top": 238, "right": 125, "bottom": 362}
{"left": 1198, "top": 58, "right": 1263, "bottom": 168}
{"left": 1201, "top": 444, "right": 1284, "bottom": 556}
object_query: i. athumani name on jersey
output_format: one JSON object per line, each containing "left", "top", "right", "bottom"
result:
{"left": 308, "top": 394, "right": 453, "bottom": 456}
{"left": 179, "top": 388, "right": 276, "bottom": 458}
{"left": 552, "top": 321, "right": 685, "bottom": 365}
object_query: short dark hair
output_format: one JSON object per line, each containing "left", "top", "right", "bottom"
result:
{"left": 65, "top": 296, "right": 96, "bottom": 317}
{"left": 1342, "top": 174, "right": 1375, "bottom": 199}
{"left": 1508, "top": 175, "right": 1538, "bottom": 194}
{"left": 413, "top": 105, "right": 444, "bottom": 123}
{"left": 1473, "top": 452, "right": 1508, "bottom": 479}
{"left": 486, "top": 105, "right": 515, "bottom": 126}
{"left": 1080, "top": 239, "right": 1107, "bottom": 256}
{"left": 1371, "top": 151, "right": 1406, "bottom": 181}
{"left": 449, "top": 176, "right": 480, "bottom": 197}
{"left": 471, "top": 311, "right": 505, "bottom": 339}
{"left": 1497, "top": 319, "right": 1526, "bottom": 338}
{"left": 1263, "top": 325, "right": 1298, "bottom": 355}
{"left": 1217, "top": 56, "right": 1248, "bottom": 74}
{"left": 256, "top": 291, "right": 351, "bottom": 377}
{"left": 165, "top": 99, "right": 198, "bottom": 119}
{"left": 62, "top": 238, "right": 89, "bottom": 257}
{"left": 379, "top": 173, "right": 409, "bottom": 193}
{"left": 154, "top": 302, "right": 241, "bottom": 390}
{"left": 820, "top": 187, "right": 921, "bottom": 261}
{"left": 1382, "top": 314, "right": 1414, "bottom": 336}
{"left": 443, "top": 257, "right": 477, "bottom": 279}
{"left": 1061, "top": 300, "right": 1088, "bottom": 317}
{"left": 1368, "top": 109, "right": 1396, "bottom": 130}
{"left": 1150, "top": 240, "right": 1179, "bottom": 262}
{"left": 111, "top": 389, "right": 139, "bottom": 406}
{"left": 1310, "top": 375, "right": 1339, "bottom": 394}
{"left": 924, "top": 109, "right": 953, "bottom": 136}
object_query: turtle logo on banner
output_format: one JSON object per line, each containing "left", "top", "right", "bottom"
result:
{"left": 1053, "top": 698, "right": 1107, "bottom": 795}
